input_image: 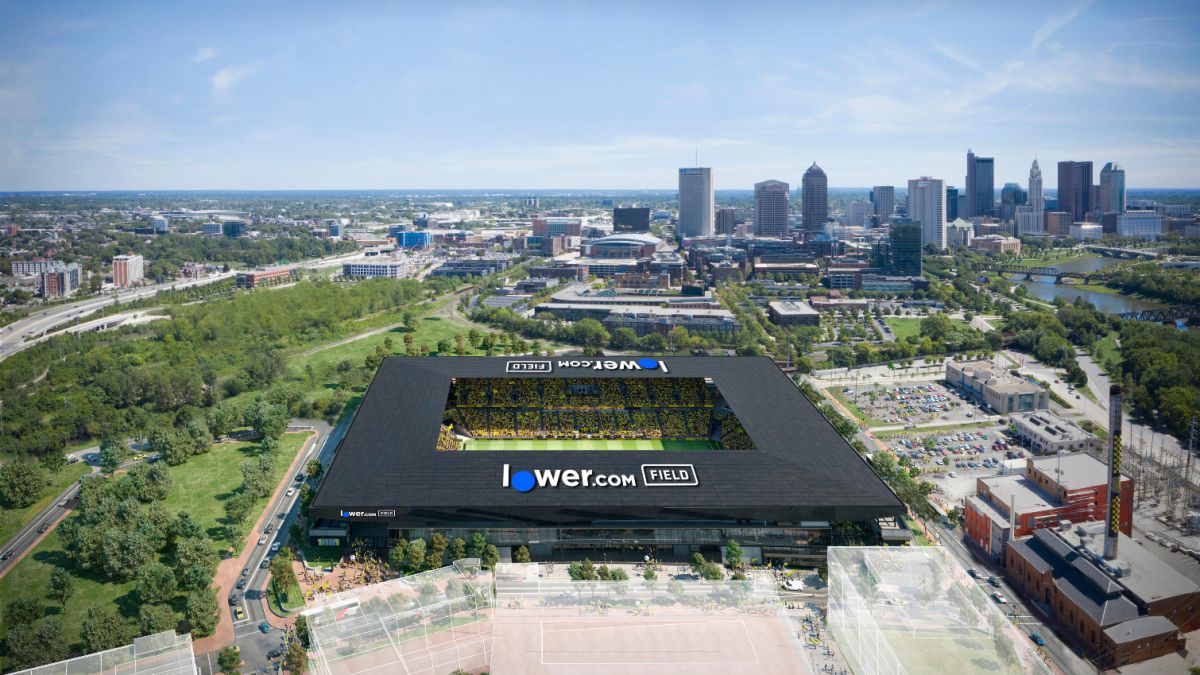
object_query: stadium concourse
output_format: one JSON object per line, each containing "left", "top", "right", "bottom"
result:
{"left": 303, "top": 559, "right": 811, "bottom": 675}
{"left": 310, "top": 356, "right": 904, "bottom": 564}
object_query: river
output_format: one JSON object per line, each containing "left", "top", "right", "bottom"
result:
{"left": 1008, "top": 256, "right": 1166, "bottom": 315}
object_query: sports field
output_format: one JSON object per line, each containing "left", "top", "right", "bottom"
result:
{"left": 462, "top": 438, "right": 720, "bottom": 451}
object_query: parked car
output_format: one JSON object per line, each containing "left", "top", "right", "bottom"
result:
{"left": 1028, "top": 631, "right": 1046, "bottom": 646}
{"left": 270, "top": 541, "right": 282, "bottom": 553}
{"left": 987, "top": 577, "right": 1000, "bottom": 588}
{"left": 261, "top": 558, "right": 271, "bottom": 569}
{"left": 228, "top": 593, "right": 239, "bottom": 606}
{"left": 234, "top": 606, "right": 245, "bottom": 621}
{"left": 258, "top": 534, "right": 269, "bottom": 546}
{"left": 259, "top": 622, "right": 272, "bottom": 634}
{"left": 285, "top": 487, "right": 296, "bottom": 497}
{"left": 236, "top": 578, "right": 247, "bottom": 590}
{"left": 992, "top": 592, "right": 1008, "bottom": 604}
{"left": 967, "top": 568, "right": 980, "bottom": 578}
{"left": 948, "top": 471, "right": 957, "bottom": 478}
{"left": 241, "top": 566, "right": 251, "bottom": 577}
{"left": 295, "top": 474, "right": 305, "bottom": 482}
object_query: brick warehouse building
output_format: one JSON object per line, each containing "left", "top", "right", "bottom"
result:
{"left": 964, "top": 453, "right": 1132, "bottom": 561}
{"left": 1006, "top": 524, "right": 1197, "bottom": 668}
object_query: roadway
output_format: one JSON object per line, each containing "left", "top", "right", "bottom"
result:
{"left": 199, "top": 416, "right": 350, "bottom": 675}
{"left": 0, "top": 251, "right": 363, "bottom": 360}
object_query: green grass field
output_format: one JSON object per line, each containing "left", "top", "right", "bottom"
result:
{"left": 163, "top": 432, "right": 309, "bottom": 556}
{"left": 462, "top": 438, "right": 720, "bottom": 451}
{"left": 884, "top": 316, "right": 971, "bottom": 341}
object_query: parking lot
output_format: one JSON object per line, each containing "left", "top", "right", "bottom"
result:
{"left": 876, "top": 422, "right": 1034, "bottom": 501}
{"left": 835, "top": 380, "right": 987, "bottom": 427}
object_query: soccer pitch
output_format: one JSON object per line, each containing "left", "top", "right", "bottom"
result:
{"left": 462, "top": 438, "right": 720, "bottom": 451}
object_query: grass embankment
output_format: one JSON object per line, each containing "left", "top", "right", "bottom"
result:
{"left": 300, "top": 542, "right": 343, "bottom": 569}
{"left": 0, "top": 463, "right": 93, "bottom": 546}
{"left": 1091, "top": 332, "right": 1122, "bottom": 372}
{"left": 0, "top": 433, "right": 309, "bottom": 662}
{"left": 267, "top": 576, "right": 306, "bottom": 614}
{"left": 1007, "top": 251, "right": 1099, "bottom": 268}
{"left": 825, "top": 388, "right": 888, "bottom": 427}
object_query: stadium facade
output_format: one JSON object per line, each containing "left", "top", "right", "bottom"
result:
{"left": 310, "top": 356, "right": 904, "bottom": 563}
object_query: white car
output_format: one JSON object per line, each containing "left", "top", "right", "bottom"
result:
{"left": 270, "top": 542, "right": 282, "bottom": 553}
{"left": 285, "top": 487, "right": 296, "bottom": 497}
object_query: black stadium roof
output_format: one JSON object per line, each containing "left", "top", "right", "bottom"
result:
{"left": 311, "top": 356, "right": 904, "bottom": 526}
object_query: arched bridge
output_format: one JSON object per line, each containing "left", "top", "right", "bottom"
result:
{"left": 977, "top": 263, "right": 1111, "bottom": 283}
{"left": 1085, "top": 245, "right": 1161, "bottom": 260}
{"left": 1117, "top": 306, "right": 1200, "bottom": 323}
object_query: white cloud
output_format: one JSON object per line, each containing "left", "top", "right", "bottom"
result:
{"left": 192, "top": 46, "right": 218, "bottom": 63}
{"left": 210, "top": 62, "right": 263, "bottom": 95}
{"left": 1029, "top": 0, "right": 1094, "bottom": 54}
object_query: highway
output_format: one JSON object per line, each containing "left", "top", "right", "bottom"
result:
{"left": 0, "top": 251, "right": 363, "bottom": 360}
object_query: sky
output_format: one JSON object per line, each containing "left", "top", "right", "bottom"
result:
{"left": 1, "top": 1, "right": 1198, "bottom": 191}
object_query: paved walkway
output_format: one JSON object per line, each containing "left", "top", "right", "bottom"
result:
{"left": 193, "top": 430, "right": 316, "bottom": 655}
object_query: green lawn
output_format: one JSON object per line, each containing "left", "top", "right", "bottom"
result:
{"left": 1072, "top": 282, "right": 1119, "bottom": 295}
{"left": 884, "top": 317, "right": 971, "bottom": 341}
{"left": 462, "top": 438, "right": 720, "bottom": 451}
{"left": 1091, "top": 331, "right": 1122, "bottom": 372}
{"left": 162, "top": 432, "right": 309, "bottom": 556}
{"left": 300, "top": 541, "right": 343, "bottom": 569}
{"left": 1008, "top": 251, "right": 1099, "bottom": 268}
{"left": 0, "top": 463, "right": 93, "bottom": 545}
{"left": 0, "top": 531, "right": 139, "bottom": 668}
{"left": 267, "top": 575, "right": 306, "bottom": 614}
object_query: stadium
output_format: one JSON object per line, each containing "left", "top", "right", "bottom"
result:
{"left": 310, "top": 356, "right": 904, "bottom": 563}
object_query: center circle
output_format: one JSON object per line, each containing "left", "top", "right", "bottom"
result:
{"left": 511, "top": 470, "right": 535, "bottom": 492}
{"left": 637, "top": 358, "right": 659, "bottom": 369}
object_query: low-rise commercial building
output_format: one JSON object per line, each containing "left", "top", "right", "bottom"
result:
{"left": 946, "top": 361, "right": 1047, "bottom": 413}
{"left": 972, "top": 235, "right": 1021, "bottom": 256}
{"left": 1116, "top": 211, "right": 1164, "bottom": 240}
{"left": 430, "top": 258, "right": 512, "bottom": 278}
{"left": 964, "top": 453, "right": 1131, "bottom": 561}
{"left": 235, "top": 267, "right": 296, "bottom": 289}
{"left": 534, "top": 303, "right": 739, "bottom": 337}
{"left": 342, "top": 260, "right": 408, "bottom": 279}
{"left": 767, "top": 300, "right": 820, "bottom": 326}
{"left": 1011, "top": 411, "right": 1101, "bottom": 455}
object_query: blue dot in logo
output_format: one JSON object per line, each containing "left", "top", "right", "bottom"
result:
{"left": 511, "top": 470, "right": 535, "bottom": 493}
{"left": 638, "top": 358, "right": 659, "bottom": 369}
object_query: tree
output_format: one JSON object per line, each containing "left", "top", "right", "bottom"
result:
{"left": 643, "top": 567, "right": 657, "bottom": 581}
{"left": 186, "top": 589, "right": 219, "bottom": 637}
{"left": 426, "top": 533, "right": 448, "bottom": 569}
{"left": 100, "top": 437, "right": 127, "bottom": 475}
{"left": 206, "top": 402, "right": 241, "bottom": 438}
{"left": 130, "top": 461, "right": 172, "bottom": 502}
{"left": 218, "top": 646, "right": 242, "bottom": 674}
{"left": 0, "top": 458, "right": 45, "bottom": 508}
{"left": 724, "top": 539, "right": 744, "bottom": 570}
{"left": 48, "top": 567, "right": 75, "bottom": 611}
{"left": 513, "top": 545, "right": 531, "bottom": 563}
{"left": 689, "top": 552, "right": 708, "bottom": 577}
{"left": 294, "top": 614, "right": 311, "bottom": 648}
{"left": 667, "top": 578, "right": 684, "bottom": 601}
{"left": 284, "top": 638, "right": 308, "bottom": 673}
{"left": 82, "top": 606, "right": 130, "bottom": 653}
{"left": 6, "top": 616, "right": 67, "bottom": 670}
{"left": 175, "top": 537, "right": 218, "bottom": 591}
{"left": 482, "top": 544, "right": 499, "bottom": 570}
{"left": 448, "top": 537, "right": 466, "bottom": 562}
{"left": 468, "top": 531, "right": 486, "bottom": 559}
{"left": 170, "top": 512, "right": 203, "bottom": 546}
{"left": 610, "top": 327, "right": 638, "bottom": 350}
{"left": 270, "top": 549, "right": 294, "bottom": 589}
{"left": 389, "top": 541, "right": 407, "bottom": 571}
{"left": 568, "top": 558, "right": 597, "bottom": 581}
{"left": 405, "top": 538, "right": 426, "bottom": 572}
{"left": 306, "top": 459, "right": 324, "bottom": 481}
{"left": 5, "top": 597, "right": 43, "bottom": 626}
{"left": 243, "top": 399, "right": 289, "bottom": 440}
{"left": 149, "top": 428, "right": 189, "bottom": 466}
{"left": 223, "top": 491, "right": 255, "bottom": 530}
{"left": 137, "top": 562, "right": 178, "bottom": 604}
{"left": 101, "top": 528, "right": 155, "bottom": 581}
{"left": 138, "top": 604, "right": 178, "bottom": 635}
{"left": 571, "top": 318, "right": 610, "bottom": 349}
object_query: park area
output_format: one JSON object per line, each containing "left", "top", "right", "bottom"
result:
{"left": 462, "top": 439, "right": 719, "bottom": 451}
{"left": 0, "top": 432, "right": 310, "bottom": 668}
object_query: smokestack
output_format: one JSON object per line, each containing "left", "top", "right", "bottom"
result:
{"left": 1104, "top": 385, "right": 1123, "bottom": 560}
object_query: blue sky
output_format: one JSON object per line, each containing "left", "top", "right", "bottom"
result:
{"left": 1, "top": 1, "right": 1198, "bottom": 190}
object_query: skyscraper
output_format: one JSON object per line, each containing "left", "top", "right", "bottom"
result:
{"left": 715, "top": 207, "right": 737, "bottom": 235}
{"left": 1057, "top": 161, "right": 1093, "bottom": 223}
{"left": 753, "top": 180, "right": 790, "bottom": 238}
{"left": 999, "top": 183, "right": 1027, "bottom": 223}
{"left": 678, "top": 167, "right": 714, "bottom": 237}
{"left": 907, "top": 176, "right": 946, "bottom": 250}
{"left": 870, "top": 186, "right": 895, "bottom": 223}
{"left": 946, "top": 186, "right": 959, "bottom": 221}
{"left": 965, "top": 150, "right": 995, "bottom": 218}
{"left": 1028, "top": 159, "right": 1044, "bottom": 215}
{"left": 888, "top": 221, "right": 922, "bottom": 276}
{"left": 801, "top": 163, "right": 828, "bottom": 233}
{"left": 1100, "top": 162, "right": 1126, "bottom": 214}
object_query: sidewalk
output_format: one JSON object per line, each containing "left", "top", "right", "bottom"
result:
{"left": 193, "top": 430, "right": 316, "bottom": 655}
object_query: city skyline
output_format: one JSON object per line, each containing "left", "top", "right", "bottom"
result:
{"left": 2, "top": 1, "right": 1199, "bottom": 190}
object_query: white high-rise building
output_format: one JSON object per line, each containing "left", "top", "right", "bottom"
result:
{"left": 1015, "top": 158, "right": 1044, "bottom": 235}
{"left": 677, "top": 167, "right": 714, "bottom": 237}
{"left": 907, "top": 177, "right": 946, "bottom": 251}
{"left": 1028, "top": 158, "right": 1044, "bottom": 215}
{"left": 846, "top": 201, "right": 874, "bottom": 227}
